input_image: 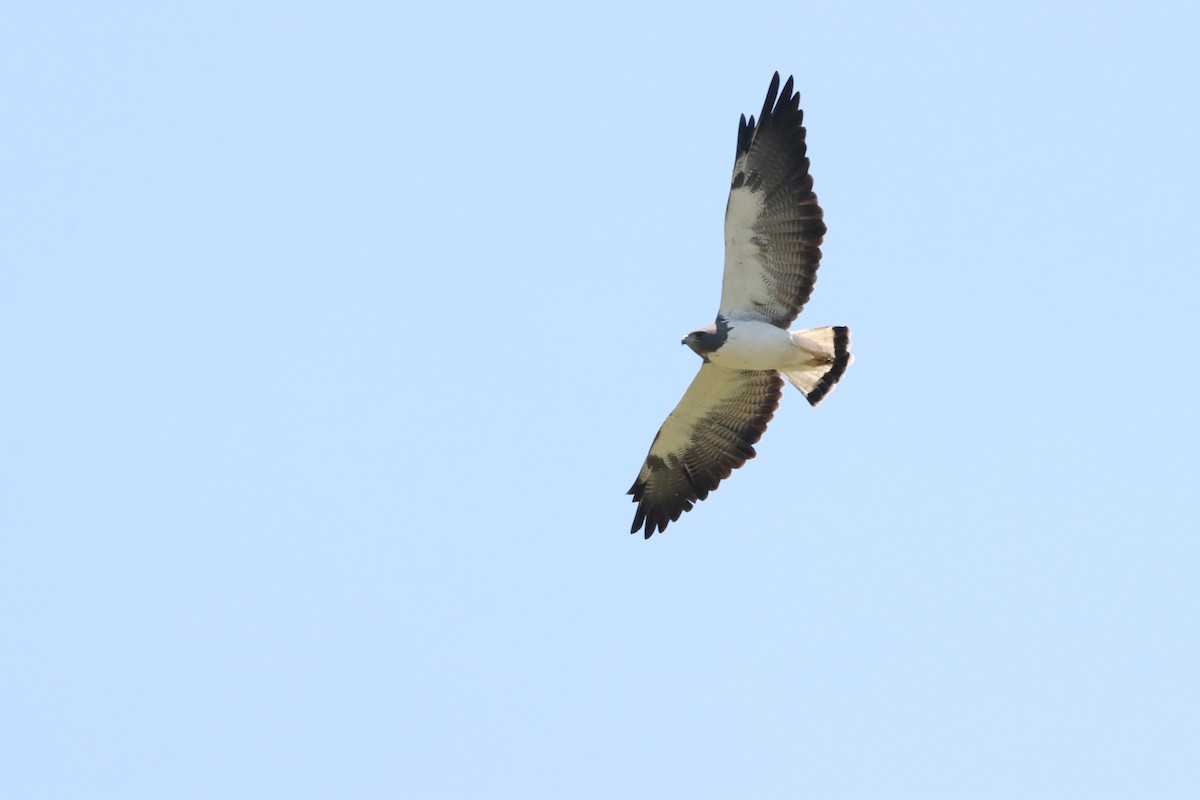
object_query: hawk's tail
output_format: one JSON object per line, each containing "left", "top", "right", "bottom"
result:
{"left": 781, "top": 326, "right": 853, "bottom": 406}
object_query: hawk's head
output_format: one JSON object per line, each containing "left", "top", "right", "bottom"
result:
{"left": 682, "top": 317, "right": 730, "bottom": 360}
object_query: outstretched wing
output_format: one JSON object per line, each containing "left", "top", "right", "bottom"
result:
{"left": 720, "top": 72, "right": 826, "bottom": 329}
{"left": 628, "top": 365, "right": 782, "bottom": 538}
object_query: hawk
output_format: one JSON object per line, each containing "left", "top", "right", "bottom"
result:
{"left": 628, "top": 73, "right": 853, "bottom": 538}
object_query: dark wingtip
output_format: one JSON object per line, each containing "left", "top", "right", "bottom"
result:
{"left": 760, "top": 72, "right": 782, "bottom": 123}
{"left": 629, "top": 509, "right": 663, "bottom": 539}
{"left": 630, "top": 499, "right": 646, "bottom": 535}
{"left": 737, "top": 72, "right": 807, "bottom": 163}
{"left": 780, "top": 74, "right": 795, "bottom": 104}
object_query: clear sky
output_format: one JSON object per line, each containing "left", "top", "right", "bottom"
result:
{"left": 4, "top": 1, "right": 1199, "bottom": 798}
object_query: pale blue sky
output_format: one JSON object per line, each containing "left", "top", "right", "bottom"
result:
{"left": 4, "top": 1, "right": 1199, "bottom": 798}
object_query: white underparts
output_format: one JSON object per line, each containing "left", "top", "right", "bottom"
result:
{"left": 705, "top": 320, "right": 820, "bottom": 371}
{"left": 705, "top": 319, "right": 853, "bottom": 404}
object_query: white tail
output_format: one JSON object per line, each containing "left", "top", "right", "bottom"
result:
{"left": 780, "top": 326, "right": 853, "bottom": 406}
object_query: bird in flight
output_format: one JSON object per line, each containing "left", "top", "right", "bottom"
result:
{"left": 628, "top": 73, "right": 853, "bottom": 539}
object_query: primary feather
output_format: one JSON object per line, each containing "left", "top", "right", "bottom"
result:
{"left": 628, "top": 73, "right": 851, "bottom": 539}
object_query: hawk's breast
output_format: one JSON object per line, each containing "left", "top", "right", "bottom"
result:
{"left": 707, "top": 320, "right": 799, "bottom": 371}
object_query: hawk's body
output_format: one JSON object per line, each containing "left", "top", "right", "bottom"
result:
{"left": 628, "top": 73, "right": 853, "bottom": 538}
{"left": 701, "top": 319, "right": 814, "bottom": 370}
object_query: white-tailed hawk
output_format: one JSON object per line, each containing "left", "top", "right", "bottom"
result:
{"left": 628, "top": 73, "right": 853, "bottom": 538}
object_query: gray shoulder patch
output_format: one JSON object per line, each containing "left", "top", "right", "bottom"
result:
{"left": 712, "top": 315, "right": 731, "bottom": 348}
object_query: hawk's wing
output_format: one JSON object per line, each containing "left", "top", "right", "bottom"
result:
{"left": 628, "top": 365, "right": 782, "bottom": 538}
{"left": 719, "top": 73, "right": 826, "bottom": 329}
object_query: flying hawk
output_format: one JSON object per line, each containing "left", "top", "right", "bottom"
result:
{"left": 628, "top": 73, "right": 853, "bottom": 538}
